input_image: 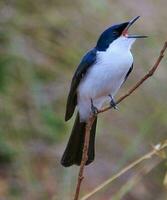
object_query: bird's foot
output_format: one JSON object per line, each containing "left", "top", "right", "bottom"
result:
{"left": 108, "top": 95, "right": 118, "bottom": 110}
{"left": 91, "top": 99, "right": 98, "bottom": 115}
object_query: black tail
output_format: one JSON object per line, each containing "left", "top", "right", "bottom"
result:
{"left": 61, "top": 113, "right": 97, "bottom": 167}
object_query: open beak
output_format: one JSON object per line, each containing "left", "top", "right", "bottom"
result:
{"left": 122, "top": 16, "right": 148, "bottom": 38}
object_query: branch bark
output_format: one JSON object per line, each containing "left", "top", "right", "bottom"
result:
{"left": 73, "top": 41, "right": 167, "bottom": 200}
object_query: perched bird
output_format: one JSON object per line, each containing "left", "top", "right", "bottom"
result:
{"left": 61, "top": 16, "right": 147, "bottom": 167}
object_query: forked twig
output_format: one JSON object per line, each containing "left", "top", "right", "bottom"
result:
{"left": 73, "top": 41, "right": 167, "bottom": 200}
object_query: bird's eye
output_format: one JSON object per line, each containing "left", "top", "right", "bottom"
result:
{"left": 113, "top": 31, "right": 118, "bottom": 35}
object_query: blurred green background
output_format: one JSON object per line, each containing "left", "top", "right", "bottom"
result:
{"left": 0, "top": 0, "right": 167, "bottom": 199}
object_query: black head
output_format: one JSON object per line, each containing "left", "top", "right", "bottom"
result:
{"left": 96, "top": 22, "right": 129, "bottom": 51}
{"left": 96, "top": 16, "right": 147, "bottom": 51}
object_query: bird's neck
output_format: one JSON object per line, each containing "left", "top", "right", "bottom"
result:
{"left": 107, "top": 36, "right": 136, "bottom": 53}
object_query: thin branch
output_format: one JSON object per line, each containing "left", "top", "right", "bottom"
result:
{"left": 112, "top": 159, "right": 161, "bottom": 200}
{"left": 81, "top": 140, "right": 167, "bottom": 200}
{"left": 74, "top": 115, "right": 95, "bottom": 200}
{"left": 99, "top": 41, "right": 167, "bottom": 114}
{"left": 73, "top": 41, "right": 167, "bottom": 200}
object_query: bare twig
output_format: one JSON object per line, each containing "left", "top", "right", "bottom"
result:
{"left": 73, "top": 41, "right": 167, "bottom": 200}
{"left": 99, "top": 41, "right": 167, "bottom": 114}
{"left": 112, "top": 159, "right": 161, "bottom": 200}
{"left": 81, "top": 141, "right": 167, "bottom": 200}
{"left": 74, "top": 115, "right": 95, "bottom": 200}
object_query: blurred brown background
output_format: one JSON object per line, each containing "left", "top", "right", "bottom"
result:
{"left": 0, "top": 0, "right": 167, "bottom": 199}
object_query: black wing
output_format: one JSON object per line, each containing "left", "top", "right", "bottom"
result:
{"left": 65, "top": 48, "right": 97, "bottom": 121}
{"left": 124, "top": 63, "right": 133, "bottom": 82}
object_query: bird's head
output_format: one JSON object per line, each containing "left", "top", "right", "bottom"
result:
{"left": 96, "top": 16, "right": 147, "bottom": 51}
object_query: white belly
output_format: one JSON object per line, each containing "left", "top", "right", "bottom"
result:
{"left": 78, "top": 49, "right": 133, "bottom": 121}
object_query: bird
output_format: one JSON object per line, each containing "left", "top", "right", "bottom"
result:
{"left": 61, "top": 16, "right": 147, "bottom": 167}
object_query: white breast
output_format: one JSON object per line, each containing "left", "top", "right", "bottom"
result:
{"left": 78, "top": 36, "right": 135, "bottom": 121}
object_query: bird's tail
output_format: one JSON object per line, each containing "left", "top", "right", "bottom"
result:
{"left": 61, "top": 113, "right": 97, "bottom": 167}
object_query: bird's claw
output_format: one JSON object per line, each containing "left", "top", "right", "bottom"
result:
{"left": 91, "top": 99, "right": 98, "bottom": 115}
{"left": 109, "top": 95, "right": 118, "bottom": 110}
